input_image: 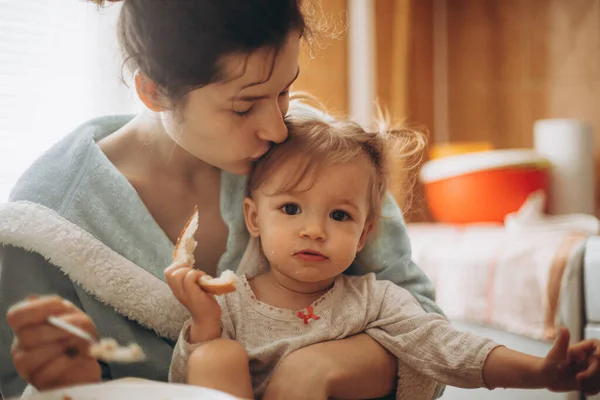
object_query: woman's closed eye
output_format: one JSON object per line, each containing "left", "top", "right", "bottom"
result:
{"left": 280, "top": 203, "right": 301, "bottom": 216}
{"left": 233, "top": 107, "right": 253, "bottom": 118}
{"left": 233, "top": 90, "right": 288, "bottom": 119}
{"left": 330, "top": 209, "right": 351, "bottom": 222}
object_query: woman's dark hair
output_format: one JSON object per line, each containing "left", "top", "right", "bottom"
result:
{"left": 90, "top": 0, "right": 310, "bottom": 104}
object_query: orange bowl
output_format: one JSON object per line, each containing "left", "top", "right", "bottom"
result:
{"left": 429, "top": 141, "right": 494, "bottom": 160}
{"left": 420, "top": 150, "right": 551, "bottom": 224}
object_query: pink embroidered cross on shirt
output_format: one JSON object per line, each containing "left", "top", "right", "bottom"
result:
{"left": 297, "top": 306, "right": 320, "bottom": 324}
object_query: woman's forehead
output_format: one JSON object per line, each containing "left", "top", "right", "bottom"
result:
{"left": 215, "top": 33, "right": 301, "bottom": 98}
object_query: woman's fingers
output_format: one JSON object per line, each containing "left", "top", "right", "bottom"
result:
{"left": 13, "top": 336, "right": 84, "bottom": 381}
{"left": 29, "top": 346, "right": 95, "bottom": 390}
{"left": 7, "top": 295, "right": 102, "bottom": 390}
{"left": 17, "top": 324, "right": 71, "bottom": 351}
{"left": 7, "top": 296, "right": 75, "bottom": 332}
{"left": 17, "top": 311, "right": 98, "bottom": 350}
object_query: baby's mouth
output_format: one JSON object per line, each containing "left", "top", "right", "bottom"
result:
{"left": 294, "top": 250, "right": 328, "bottom": 262}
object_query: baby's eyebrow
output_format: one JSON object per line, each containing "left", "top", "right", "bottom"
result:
{"left": 339, "top": 199, "right": 360, "bottom": 210}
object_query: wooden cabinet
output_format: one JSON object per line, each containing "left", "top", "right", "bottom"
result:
{"left": 292, "top": 0, "right": 600, "bottom": 221}
{"left": 437, "top": 0, "right": 600, "bottom": 148}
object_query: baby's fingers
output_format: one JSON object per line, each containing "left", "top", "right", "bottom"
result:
{"left": 164, "top": 261, "right": 191, "bottom": 276}
{"left": 165, "top": 263, "right": 192, "bottom": 298}
{"left": 182, "top": 269, "right": 208, "bottom": 297}
{"left": 568, "top": 340, "right": 599, "bottom": 364}
{"left": 183, "top": 270, "right": 219, "bottom": 306}
{"left": 576, "top": 341, "right": 600, "bottom": 381}
{"left": 576, "top": 357, "right": 600, "bottom": 380}
{"left": 581, "top": 369, "right": 600, "bottom": 397}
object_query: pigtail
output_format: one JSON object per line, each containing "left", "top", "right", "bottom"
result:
{"left": 288, "top": 91, "right": 336, "bottom": 122}
{"left": 372, "top": 102, "right": 428, "bottom": 214}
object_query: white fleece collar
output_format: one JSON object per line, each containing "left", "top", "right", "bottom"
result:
{"left": 0, "top": 201, "right": 189, "bottom": 341}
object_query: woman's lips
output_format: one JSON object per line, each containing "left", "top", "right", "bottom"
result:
{"left": 249, "top": 147, "right": 271, "bottom": 161}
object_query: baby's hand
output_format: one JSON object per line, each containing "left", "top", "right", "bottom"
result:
{"left": 164, "top": 262, "right": 222, "bottom": 342}
{"left": 539, "top": 328, "right": 579, "bottom": 392}
{"left": 540, "top": 328, "right": 600, "bottom": 395}
{"left": 566, "top": 338, "right": 600, "bottom": 396}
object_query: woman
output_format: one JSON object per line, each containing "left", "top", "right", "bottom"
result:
{"left": 0, "top": 1, "right": 442, "bottom": 398}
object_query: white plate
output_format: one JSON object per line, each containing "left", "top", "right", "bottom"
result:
{"left": 19, "top": 381, "right": 239, "bottom": 400}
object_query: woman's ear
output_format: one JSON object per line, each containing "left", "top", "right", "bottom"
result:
{"left": 357, "top": 222, "right": 373, "bottom": 253}
{"left": 134, "top": 71, "right": 167, "bottom": 112}
{"left": 244, "top": 197, "right": 261, "bottom": 238}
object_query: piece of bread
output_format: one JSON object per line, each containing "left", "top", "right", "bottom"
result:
{"left": 173, "top": 206, "right": 199, "bottom": 266}
{"left": 173, "top": 206, "right": 238, "bottom": 295}
{"left": 89, "top": 338, "right": 146, "bottom": 364}
{"left": 199, "top": 270, "right": 239, "bottom": 295}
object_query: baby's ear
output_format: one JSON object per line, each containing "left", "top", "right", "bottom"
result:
{"left": 243, "top": 197, "right": 261, "bottom": 238}
{"left": 357, "top": 222, "right": 373, "bottom": 252}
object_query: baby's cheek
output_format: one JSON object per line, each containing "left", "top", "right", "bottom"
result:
{"left": 342, "top": 230, "right": 364, "bottom": 249}
{"left": 335, "top": 236, "right": 363, "bottom": 263}
{"left": 261, "top": 232, "right": 283, "bottom": 258}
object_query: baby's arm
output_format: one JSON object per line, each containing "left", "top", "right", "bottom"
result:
{"left": 479, "top": 345, "right": 546, "bottom": 389}
{"left": 171, "top": 302, "right": 253, "bottom": 399}
{"left": 483, "top": 329, "right": 600, "bottom": 393}
{"left": 169, "top": 297, "right": 236, "bottom": 384}
{"left": 165, "top": 262, "right": 227, "bottom": 383}
{"left": 169, "top": 318, "right": 208, "bottom": 384}
{"left": 365, "top": 282, "right": 500, "bottom": 390}
{"left": 364, "top": 282, "right": 600, "bottom": 394}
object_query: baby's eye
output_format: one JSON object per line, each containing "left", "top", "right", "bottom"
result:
{"left": 281, "top": 203, "right": 301, "bottom": 215}
{"left": 330, "top": 210, "right": 350, "bottom": 222}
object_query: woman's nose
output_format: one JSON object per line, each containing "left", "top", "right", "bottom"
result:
{"left": 257, "top": 106, "right": 288, "bottom": 144}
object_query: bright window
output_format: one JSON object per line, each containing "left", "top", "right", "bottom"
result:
{"left": 0, "top": 0, "right": 141, "bottom": 201}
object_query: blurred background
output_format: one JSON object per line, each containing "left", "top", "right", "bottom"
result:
{"left": 292, "top": 0, "right": 600, "bottom": 223}
{"left": 3, "top": 0, "right": 599, "bottom": 222}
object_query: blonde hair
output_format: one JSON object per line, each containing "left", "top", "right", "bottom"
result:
{"left": 247, "top": 94, "right": 426, "bottom": 229}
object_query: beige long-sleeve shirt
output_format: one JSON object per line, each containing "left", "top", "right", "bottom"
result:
{"left": 170, "top": 273, "right": 499, "bottom": 399}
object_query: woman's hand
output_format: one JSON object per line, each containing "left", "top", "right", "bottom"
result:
{"left": 6, "top": 295, "right": 101, "bottom": 391}
{"left": 164, "top": 262, "right": 222, "bottom": 343}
